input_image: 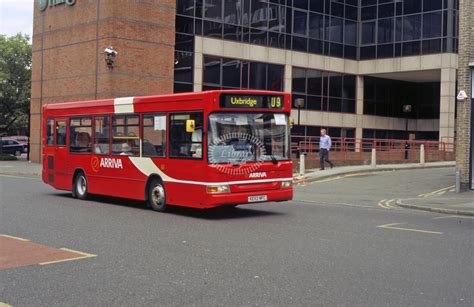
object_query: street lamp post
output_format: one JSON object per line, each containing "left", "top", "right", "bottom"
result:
{"left": 294, "top": 98, "right": 305, "bottom": 158}
{"left": 27, "top": 98, "right": 31, "bottom": 161}
{"left": 403, "top": 104, "right": 412, "bottom": 160}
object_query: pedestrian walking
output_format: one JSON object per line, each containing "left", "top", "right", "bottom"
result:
{"left": 319, "top": 129, "right": 334, "bottom": 170}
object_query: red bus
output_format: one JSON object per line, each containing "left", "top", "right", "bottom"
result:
{"left": 42, "top": 90, "right": 293, "bottom": 211}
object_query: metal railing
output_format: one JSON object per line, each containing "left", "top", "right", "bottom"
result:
{"left": 291, "top": 135, "right": 455, "bottom": 161}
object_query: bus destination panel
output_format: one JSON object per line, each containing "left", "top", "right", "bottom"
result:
{"left": 219, "top": 94, "right": 284, "bottom": 109}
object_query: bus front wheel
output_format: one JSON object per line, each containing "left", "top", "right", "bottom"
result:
{"left": 147, "top": 178, "right": 167, "bottom": 212}
{"left": 73, "top": 172, "right": 88, "bottom": 200}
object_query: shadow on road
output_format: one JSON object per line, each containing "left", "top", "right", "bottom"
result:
{"left": 50, "top": 192, "right": 284, "bottom": 220}
{"left": 166, "top": 205, "right": 284, "bottom": 220}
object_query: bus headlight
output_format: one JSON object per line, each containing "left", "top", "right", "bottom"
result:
{"left": 281, "top": 180, "right": 292, "bottom": 189}
{"left": 206, "top": 184, "right": 230, "bottom": 194}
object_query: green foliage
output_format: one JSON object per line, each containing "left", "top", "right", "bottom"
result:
{"left": 0, "top": 33, "right": 32, "bottom": 136}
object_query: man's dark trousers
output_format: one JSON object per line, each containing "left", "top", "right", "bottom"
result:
{"left": 320, "top": 149, "right": 333, "bottom": 170}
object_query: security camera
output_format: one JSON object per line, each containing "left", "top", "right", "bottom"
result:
{"left": 104, "top": 46, "right": 118, "bottom": 56}
{"left": 104, "top": 46, "right": 118, "bottom": 70}
{"left": 457, "top": 90, "right": 468, "bottom": 102}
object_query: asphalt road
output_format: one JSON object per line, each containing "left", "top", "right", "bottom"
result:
{"left": 0, "top": 168, "right": 473, "bottom": 306}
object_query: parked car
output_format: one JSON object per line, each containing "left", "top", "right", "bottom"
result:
{"left": 0, "top": 139, "right": 28, "bottom": 156}
{"left": 3, "top": 135, "right": 29, "bottom": 145}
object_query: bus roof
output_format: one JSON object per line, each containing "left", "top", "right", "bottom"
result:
{"left": 42, "top": 90, "right": 291, "bottom": 115}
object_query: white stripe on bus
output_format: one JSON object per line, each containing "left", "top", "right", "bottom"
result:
{"left": 114, "top": 97, "right": 134, "bottom": 114}
{"left": 128, "top": 157, "right": 292, "bottom": 186}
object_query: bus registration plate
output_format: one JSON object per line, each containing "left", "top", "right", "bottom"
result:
{"left": 248, "top": 195, "right": 267, "bottom": 202}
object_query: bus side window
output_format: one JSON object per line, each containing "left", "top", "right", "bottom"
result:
{"left": 112, "top": 115, "right": 139, "bottom": 156}
{"left": 56, "top": 120, "right": 67, "bottom": 146}
{"left": 94, "top": 116, "right": 110, "bottom": 155}
{"left": 170, "top": 112, "right": 203, "bottom": 159}
{"left": 69, "top": 117, "right": 92, "bottom": 153}
{"left": 142, "top": 114, "right": 166, "bottom": 157}
{"left": 46, "top": 119, "right": 54, "bottom": 146}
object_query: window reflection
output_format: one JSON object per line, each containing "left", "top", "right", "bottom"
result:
{"left": 173, "top": 0, "right": 459, "bottom": 88}
{"left": 292, "top": 67, "right": 357, "bottom": 114}
{"left": 203, "top": 56, "right": 284, "bottom": 92}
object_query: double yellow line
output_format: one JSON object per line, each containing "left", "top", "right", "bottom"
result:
{"left": 418, "top": 185, "right": 455, "bottom": 198}
{"left": 377, "top": 199, "right": 396, "bottom": 209}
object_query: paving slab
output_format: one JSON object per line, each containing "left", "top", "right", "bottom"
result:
{"left": 0, "top": 160, "right": 41, "bottom": 177}
{"left": 294, "top": 161, "right": 456, "bottom": 183}
{"left": 396, "top": 192, "right": 474, "bottom": 216}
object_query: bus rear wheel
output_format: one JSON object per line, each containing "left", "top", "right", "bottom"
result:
{"left": 147, "top": 178, "right": 167, "bottom": 212}
{"left": 73, "top": 172, "right": 88, "bottom": 200}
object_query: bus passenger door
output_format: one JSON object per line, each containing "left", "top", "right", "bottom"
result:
{"left": 53, "top": 119, "right": 69, "bottom": 189}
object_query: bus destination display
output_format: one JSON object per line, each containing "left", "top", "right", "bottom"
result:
{"left": 220, "top": 94, "right": 284, "bottom": 109}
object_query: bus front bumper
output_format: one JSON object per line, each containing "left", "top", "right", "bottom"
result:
{"left": 203, "top": 188, "right": 293, "bottom": 209}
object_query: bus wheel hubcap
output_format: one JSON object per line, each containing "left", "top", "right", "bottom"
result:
{"left": 78, "top": 176, "right": 86, "bottom": 195}
{"left": 152, "top": 185, "right": 165, "bottom": 206}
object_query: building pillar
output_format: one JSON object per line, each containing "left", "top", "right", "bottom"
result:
{"left": 284, "top": 64, "right": 292, "bottom": 94}
{"left": 355, "top": 75, "right": 364, "bottom": 152}
{"left": 193, "top": 37, "right": 203, "bottom": 92}
{"left": 439, "top": 67, "right": 457, "bottom": 143}
{"left": 456, "top": 0, "right": 473, "bottom": 190}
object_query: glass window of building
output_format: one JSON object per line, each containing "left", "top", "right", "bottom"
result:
{"left": 203, "top": 56, "right": 283, "bottom": 91}
{"left": 362, "top": 21, "right": 376, "bottom": 45}
{"left": 403, "top": 14, "right": 422, "bottom": 41}
{"left": 329, "top": 17, "right": 343, "bottom": 43}
{"left": 174, "top": 0, "right": 459, "bottom": 90}
{"left": 293, "top": 10, "right": 308, "bottom": 36}
{"left": 378, "top": 18, "right": 394, "bottom": 44}
{"left": 423, "top": 11, "right": 442, "bottom": 39}
{"left": 292, "top": 67, "right": 356, "bottom": 114}
{"left": 345, "top": 20, "right": 357, "bottom": 45}
{"left": 204, "top": 0, "right": 222, "bottom": 21}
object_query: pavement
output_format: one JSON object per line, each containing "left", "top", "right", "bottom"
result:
{"left": 295, "top": 161, "right": 456, "bottom": 183}
{"left": 1, "top": 159, "right": 471, "bottom": 216}
{"left": 0, "top": 159, "right": 41, "bottom": 177}
{"left": 396, "top": 193, "right": 474, "bottom": 216}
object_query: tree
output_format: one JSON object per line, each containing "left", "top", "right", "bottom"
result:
{"left": 0, "top": 34, "right": 32, "bottom": 136}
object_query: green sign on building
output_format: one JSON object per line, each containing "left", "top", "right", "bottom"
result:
{"left": 39, "top": 0, "right": 76, "bottom": 12}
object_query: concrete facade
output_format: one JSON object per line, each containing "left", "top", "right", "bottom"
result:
{"left": 30, "top": 0, "right": 176, "bottom": 162}
{"left": 194, "top": 36, "right": 456, "bottom": 142}
{"left": 456, "top": 0, "right": 473, "bottom": 190}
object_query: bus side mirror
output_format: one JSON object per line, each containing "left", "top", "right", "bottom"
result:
{"left": 186, "top": 119, "right": 195, "bottom": 133}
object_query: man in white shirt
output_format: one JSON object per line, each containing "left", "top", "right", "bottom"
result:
{"left": 319, "top": 129, "right": 334, "bottom": 170}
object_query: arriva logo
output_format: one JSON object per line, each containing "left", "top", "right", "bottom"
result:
{"left": 100, "top": 158, "right": 123, "bottom": 169}
{"left": 248, "top": 172, "right": 267, "bottom": 178}
{"left": 91, "top": 157, "right": 123, "bottom": 172}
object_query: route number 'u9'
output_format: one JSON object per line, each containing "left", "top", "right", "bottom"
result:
{"left": 270, "top": 97, "right": 281, "bottom": 108}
